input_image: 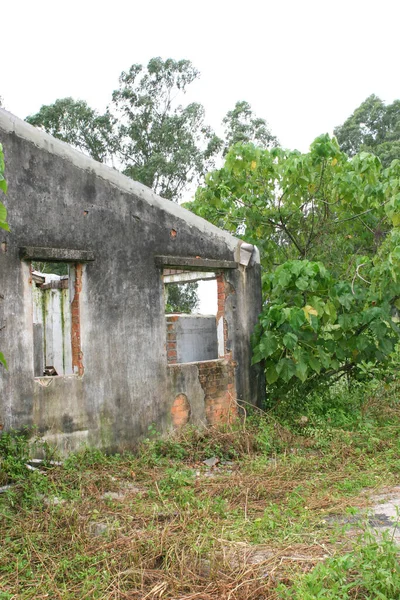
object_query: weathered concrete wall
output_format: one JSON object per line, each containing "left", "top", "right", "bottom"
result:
{"left": 167, "top": 359, "right": 236, "bottom": 428}
{"left": 32, "top": 273, "right": 73, "bottom": 376}
{"left": 0, "top": 108, "right": 265, "bottom": 453}
{"left": 166, "top": 314, "right": 218, "bottom": 364}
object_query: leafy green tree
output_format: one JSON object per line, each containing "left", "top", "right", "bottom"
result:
{"left": 165, "top": 282, "right": 199, "bottom": 314}
{"left": 26, "top": 98, "right": 117, "bottom": 163}
{"left": 187, "top": 136, "right": 400, "bottom": 398}
{"left": 0, "top": 142, "right": 8, "bottom": 368}
{"left": 222, "top": 101, "right": 278, "bottom": 155}
{"left": 334, "top": 95, "right": 400, "bottom": 167}
{"left": 26, "top": 59, "right": 278, "bottom": 202}
{"left": 111, "top": 57, "right": 222, "bottom": 200}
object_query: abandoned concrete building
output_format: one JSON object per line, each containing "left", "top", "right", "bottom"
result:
{"left": 0, "top": 108, "right": 265, "bottom": 453}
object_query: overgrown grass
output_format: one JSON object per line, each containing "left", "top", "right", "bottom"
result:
{"left": 1, "top": 380, "right": 400, "bottom": 598}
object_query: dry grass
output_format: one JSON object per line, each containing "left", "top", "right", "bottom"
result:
{"left": 1, "top": 403, "right": 400, "bottom": 599}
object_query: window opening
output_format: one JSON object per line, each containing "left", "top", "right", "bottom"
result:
{"left": 164, "top": 269, "right": 223, "bottom": 364}
{"left": 32, "top": 261, "right": 83, "bottom": 377}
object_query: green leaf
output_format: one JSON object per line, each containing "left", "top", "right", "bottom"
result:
{"left": 259, "top": 331, "right": 279, "bottom": 358}
{"left": 0, "top": 201, "right": 9, "bottom": 231}
{"left": 317, "top": 347, "right": 331, "bottom": 369}
{"left": 0, "top": 202, "right": 7, "bottom": 223}
{"left": 265, "top": 361, "right": 279, "bottom": 384}
{"left": 324, "top": 301, "right": 337, "bottom": 322}
{"left": 308, "top": 355, "right": 321, "bottom": 374}
{"left": 0, "top": 352, "right": 7, "bottom": 369}
{"left": 295, "top": 360, "right": 308, "bottom": 382}
{"left": 378, "top": 337, "right": 394, "bottom": 356}
{"left": 277, "top": 270, "right": 292, "bottom": 287}
{"left": 283, "top": 332, "right": 298, "bottom": 350}
{"left": 338, "top": 313, "right": 353, "bottom": 330}
{"left": 289, "top": 308, "right": 306, "bottom": 329}
{"left": 276, "top": 358, "right": 297, "bottom": 383}
{"left": 337, "top": 293, "right": 353, "bottom": 310}
{"left": 295, "top": 277, "right": 309, "bottom": 291}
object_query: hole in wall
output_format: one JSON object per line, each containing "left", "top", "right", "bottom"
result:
{"left": 164, "top": 269, "right": 223, "bottom": 364}
{"left": 31, "top": 261, "right": 83, "bottom": 377}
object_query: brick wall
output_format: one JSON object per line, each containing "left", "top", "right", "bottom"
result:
{"left": 198, "top": 360, "right": 237, "bottom": 425}
{"left": 166, "top": 314, "right": 178, "bottom": 364}
{"left": 216, "top": 273, "right": 233, "bottom": 359}
{"left": 171, "top": 393, "right": 191, "bottom": 427}
{"left": 71, "top": 264, "right": 84, "bottom": 376}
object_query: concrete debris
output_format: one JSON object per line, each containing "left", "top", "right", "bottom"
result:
{"left": 28, "top": 459, "right": 63, "bottom": 466}
{"left": 203, "top": 456, "right": 220, "bottom": 468}
{"left": 101, "top": 492, "right": 125, "bottom": 501}
{"left": 88, "top": 522, "right": 110, "bottom": 537}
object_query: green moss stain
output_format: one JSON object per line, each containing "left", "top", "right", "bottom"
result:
{"left": 99, "top": 412, "right": 114, "bottom": 449}
{"left": 60, "top": 289, "right": 66, "bottom": 375}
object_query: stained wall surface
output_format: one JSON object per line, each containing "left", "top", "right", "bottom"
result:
{"left": 0, "top": 109, "right": 265, "bottom": 453}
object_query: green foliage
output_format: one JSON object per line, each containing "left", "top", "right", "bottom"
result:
{"left": 2, "top": 390, "right": 400, "bottom": 598}
{"left": 278, "top": 530, "right": 400, "bottom": 599}
{"left": 222, "top": 100, "right": 278, "bottom": 155}
{"left": 31, "top": 261, "right": 69, "bottom": 276}
{"left": 139, "top": 418, "right": 275, "bottom": 465}
{"left": 112, "top": 57, "right": 222, "bottom": 200}
{"left": 252, "top": 258, "right": 398, "bottom": 392}
{"left": 165, "top": 281, "right": 199, "bottom": 314}
{"left": 188, "top": 135, "right": 400, "bottom": 396}
{"left": 0, "top": 142, "right": 8, "bottom": 231}
{"left": 334, "top": 94, "right": 400, "bottom": 167}
{"left": 0, "top": 429, "right": 54, "bottom": 485}
{"left": 26, "top": 98, "right": 117, "bottom": 163}
{"left": 27, "top": 59, "right": 277, "bottom": 202}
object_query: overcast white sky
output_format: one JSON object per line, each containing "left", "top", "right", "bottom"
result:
{"left": 2, "top": 0, "right": 399, "bottom": 158}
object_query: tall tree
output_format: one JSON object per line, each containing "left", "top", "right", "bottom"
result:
{"left": 334, "top": 95, "right": 400, "bottom": 167}
{"left": 187, "top": 137, "right": 400, "bottom": 396}
{"left": 222, "top": 100, "right": 278, "bottom": 155}
{"left": 26, "top": 59, "right": 278, "bottom": 202}
{"left": 111, "top": 57, "right": 222, "bottom": 200}
{"left": 26, "top": 98, "right": 117, "bottom": 164}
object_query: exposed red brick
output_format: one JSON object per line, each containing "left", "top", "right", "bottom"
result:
{"left": 71, "top": 263, "right": 84, "bottom": 376}
{"left": 171, "top": 393, "right": 191, "bottom": 427}
{"left": 197, "top": 359, "right": 237, "bottom": 425}
{"left": 167, "top": 349, "right": 177, "bottom": 364}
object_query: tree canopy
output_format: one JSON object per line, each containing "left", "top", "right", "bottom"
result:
{"left": 187, "top": 136, "right": 400, "bottom": 399}
{"left": 111, "top": 58, "right": 223, "bottom": 200}
{"left": 334, "top": 95, "right": 400, "bottom": 167}
{"left": 165, "top": 282, "right": 199, "bottom": 314}
{"left": 26, "top": 98, "right": 117, "bottom": 164}
{"left": 221, "top": 100, "right": 278, "bottom": 155}
{"left": 25, "top": 58, "right": 275, "bottom": 202}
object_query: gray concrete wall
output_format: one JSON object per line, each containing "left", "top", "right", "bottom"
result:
{"left": 167, "top": 314, "right": 218, "bottom": 363}
{"left": 0, "top": 108, "right": 265, "bottom": 453}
